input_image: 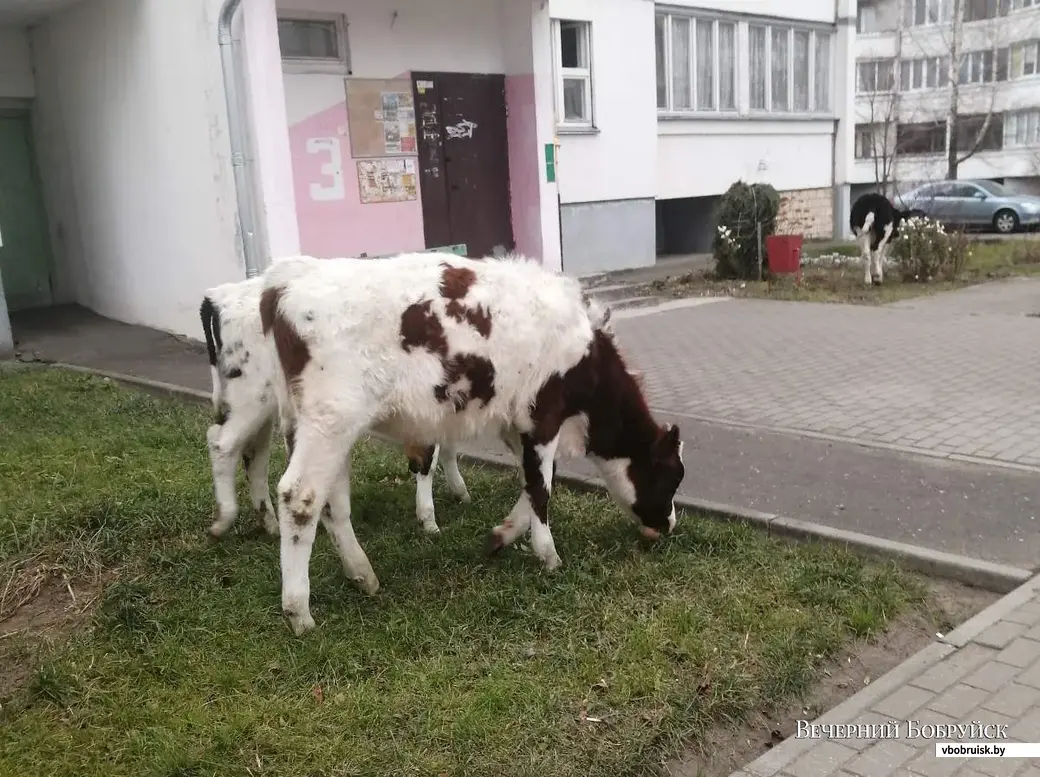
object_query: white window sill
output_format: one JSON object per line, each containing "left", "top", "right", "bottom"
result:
{"left": 556, "top": 124, "right": 599, "bottom": 135}
{"left": 281, "top": 59, "right": 351, "bottom": 76}
{"left": 659, "top": 111, "right": 835, "bottom": 121}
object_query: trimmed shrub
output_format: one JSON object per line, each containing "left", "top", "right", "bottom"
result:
{"left": 712, "top": 181, "right": 781, "bottom": 280}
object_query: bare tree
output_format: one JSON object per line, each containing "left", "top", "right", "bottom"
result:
{"left": 861, "top": 89, "right": 901, "bottom": 195}
{"left": 905, "top": 0, "right": 1012, "bottom": 180}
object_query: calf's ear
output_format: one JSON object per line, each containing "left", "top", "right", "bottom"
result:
{"left": 658, "top": 423, "right": 681, "bottom": 452}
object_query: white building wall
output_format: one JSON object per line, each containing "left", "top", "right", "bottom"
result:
{"left": 549, "top": 0, "right": 658, "bottom": 205}
{"left": 0, "top": 26, "right": 34, "bottom": 98}
{"left": 29, "top": 0, "right": 244, "bottom": 338}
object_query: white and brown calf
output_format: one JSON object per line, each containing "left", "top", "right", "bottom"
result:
{"left": 261, "top": 252, "right": 686, "bottom": 635}
{"left": 850, "top": 192, "right": 908, "bottom": 286}
{"left": 199, "top": 276, "right": 471, "bottom": 540}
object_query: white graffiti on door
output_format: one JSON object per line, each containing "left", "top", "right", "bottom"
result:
{"left": 445, "top": 119, "right": 477, "bottom": 139}
{"left": 306, "top": 137, "right": 345, "bottom": 201}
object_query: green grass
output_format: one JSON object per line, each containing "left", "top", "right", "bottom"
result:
{"left": 651, "top": 236, "right": 1040, "bottom": 306}
{"left": 0, "top": 368, "right": 931, "bottom": 776}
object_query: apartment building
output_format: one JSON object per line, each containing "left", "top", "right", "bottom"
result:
{"left": 853, "top": 0, "right": 1040, "bottom": 199}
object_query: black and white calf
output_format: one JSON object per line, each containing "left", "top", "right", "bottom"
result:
{"left": 199, "top": 276, "right": 471, "bottom": 539}
{"left": 849, "top": 192, "right": 908, "bottom": 286}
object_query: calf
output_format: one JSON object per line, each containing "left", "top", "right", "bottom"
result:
{"left": 199, "top": 276, "right": 471, "bottom": 540}
{"left": 261, "top": 252, "right": 686, "bottom": 635}
{"left": 850, "top": 192, "right": 907, "bottom": 286}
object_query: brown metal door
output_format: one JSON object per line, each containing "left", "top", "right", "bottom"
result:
{"left": 412, "top": 72, "right": 514, "bottom": 258}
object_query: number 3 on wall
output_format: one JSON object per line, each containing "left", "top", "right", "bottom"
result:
{"left": 306, "top": 137, "right": 345, "bottom": 201}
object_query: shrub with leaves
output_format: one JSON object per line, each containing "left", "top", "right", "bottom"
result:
{"left": 712, "top": 180, "right": 780, "bottom": 280}
{"left": 890, "top": 216, "right": 972, "bottom": 282}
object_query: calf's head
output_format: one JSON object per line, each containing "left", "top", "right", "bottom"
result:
{"left": 598, "top": 421, "right": 685, "bottom": 540}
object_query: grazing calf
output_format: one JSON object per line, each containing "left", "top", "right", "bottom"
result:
{"left": 261, "top": 252, "right": 685, "bottom": 635}
{"left": 850, "top": 192, "right": 907, "bottom": 286}
{"left": 199, "top": 276, "right": 471, "bottom": 540}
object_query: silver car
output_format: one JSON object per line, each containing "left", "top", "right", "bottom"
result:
{"left": 894, "top": 179, "right": 1040, "bottom": 234}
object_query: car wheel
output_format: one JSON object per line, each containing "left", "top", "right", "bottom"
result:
{"left": 993, "top": 209, "right": 1019, "bottom": 234}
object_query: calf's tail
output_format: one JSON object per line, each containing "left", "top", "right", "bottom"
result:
{"left": 199, "top": 296, "right": 225, "bottom": 421}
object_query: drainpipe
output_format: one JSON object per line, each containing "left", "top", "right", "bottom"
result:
{"left": 218, "top": 0, "right": 262, "bottom": 278}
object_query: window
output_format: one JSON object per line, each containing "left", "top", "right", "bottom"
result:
{"left": 750, "top": 25, "right": 767, "bottom": 109}
{"left": 655, "top": 14, "right": 667, "bottom": 109}
{"left": 963, "top": 0, "right": 1011, "bottom": 21}
{"left": 277, "top": 15, "right": 349, "bottom": 71}
{"left": 771, "top": 26, "right": 790, "bottom": 111}
{"left": 958, "top": 48, "right": 1009, "bottom": 84}
{"left": 1004, "top": 109, "right": 1040, "bottom": 146}
{"left": 854, "top": 123, "right": 885, "bottom": 158}
{"left": 553, "top": 20, "right": 593, "bottom": 127}
{"left": 857, "top": 58, "right": 896, "bottom": 92}
{"left": 904, "top": 0, "right": 953, "bottom": 26}
{"left": 655, "top": 13, "right": 737, "bottom": 112}
{"left": 1013, "top": 0, "right": 1036, "bottom": 9}
{"left": 897, "top": 121, "right": 947, "bottom": 154}
{"left": 857, "top": 4, "right": 895, "bottom": 33}
{"left": 748, "top": 24, "right": 833, "bottom": 112}
{"left": 1010, "top": 40, "right": 1040, "bottom": 77}
{"left": 956, "top": 113, "right": 1004, "bottom": 151}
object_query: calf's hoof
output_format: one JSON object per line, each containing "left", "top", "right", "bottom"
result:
{"left": 285, "top": 609, "right": 316, "bottom": 636}
{"left": 871, "top": 277, "right": 883, "bottom": 286}
{"left": 416, "top": 508, "right": 440, "bottom": 536}
{"left": 208, "top": 509, "right": 233, "bottom": 538}
{"left": 354, "top": 574, "right": 380, "bottom": 596}
{"left": 539, "top": 553, "right": 563, "bottom": 572}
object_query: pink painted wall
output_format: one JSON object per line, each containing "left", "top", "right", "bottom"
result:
{"left": 505, "top": 74, "right": 542, "bottom": 259}
{"left": 286, "top": 77, "right": 426, "bottom": 259}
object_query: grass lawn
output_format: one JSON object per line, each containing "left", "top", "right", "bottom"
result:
{"left": 642, "top": 236, "right": 1040, "bottom": 306}
{"left": 0, "top": 368, "right": 951, "bottom": 776}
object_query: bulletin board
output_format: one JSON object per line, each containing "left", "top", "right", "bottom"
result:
{"left": 344, "top": 77, "right": 418, "bottom": 159}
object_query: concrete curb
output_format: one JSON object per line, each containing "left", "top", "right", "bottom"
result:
{"left": 15, "top": 360, "right": 1035, "bottom": 596}
{"left": 656, "top": 407, "right": 1040, "bottom": 476}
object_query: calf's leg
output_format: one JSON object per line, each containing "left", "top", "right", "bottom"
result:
{"left": 207, "top": 409, "right": 268, "bottom": 537}
{"left": 322, "top": 459, "right": 379, "bottom": 595}
{"left": 242, "top": 417, "right": 278, "bottom": 535}
{"left": 409, "top": 443, "right": 441, "bottom": 535}
{"left": 486, "top": 431, "right": 562, "bottom": 571}
{"left": 439, "top": 444, "right": 471, "bottom": 503}
{"left": 276, "top": 419, "right": 367, "bottom": 636}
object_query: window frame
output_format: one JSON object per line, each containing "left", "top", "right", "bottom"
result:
{"left": 856, "top": 58, "right": 896, "bottom": 93}
{"left": 1003, "top": 109, "right": 1040, "bottom": 147}
{"left": 748, "top": 22, "right": 833, "bottom": 114}
{"left": 552, "top": 18, "right": 595, "bottom": 130}
{"left": 656, "top": 12, "right": 739, "bottom": 115}
{"left": 903, "top": 0, "right": 954, "bottom": 27}
{"left": 276, "top": 11, "right": 350, "bottom": 75}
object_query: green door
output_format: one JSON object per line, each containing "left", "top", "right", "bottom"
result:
{"left": 0, "top": 114, "right": 53, "bottom": 311}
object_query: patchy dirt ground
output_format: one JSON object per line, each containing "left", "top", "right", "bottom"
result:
{"left": 664, "top": 578, "right": 998, "bottom": 777}
{"left": 0, "top": 568, "right": 108, "bottom": 703}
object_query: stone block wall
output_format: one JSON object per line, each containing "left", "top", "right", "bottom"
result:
{"left": 775, "top": 187, "right": 833, "bottom": 239}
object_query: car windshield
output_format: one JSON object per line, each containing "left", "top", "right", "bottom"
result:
{"left": 974, "top": 180, "right": 1008, "bottom": 196}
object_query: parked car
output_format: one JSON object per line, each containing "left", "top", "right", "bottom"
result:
{"left": 893, "top": 179, "right": 1040, "bottom": 234}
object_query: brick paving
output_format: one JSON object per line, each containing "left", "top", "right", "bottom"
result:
{"left": 726, "top": 579, "right": 1040, "bottom": 777}
{"left": 611, "top": 299, "right": 1040, "bottom": 470}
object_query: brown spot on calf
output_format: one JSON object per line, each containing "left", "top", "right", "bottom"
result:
{"left": 445, "top": 300, "right": 492, "bottom": 338}
{"left": 405, "top": 443, "right": 436, "bottom": 475}
{"left": 400, "top": 300, "right": 448, "bottom": 357}
{"left": 434, "top": 354, "right": 496, "bottom": 411}
{"left": 439, "top": 263, "right": 477, "bottom": 300}
{"left": 259, "top": 285, "right": 311, "bottom": 391}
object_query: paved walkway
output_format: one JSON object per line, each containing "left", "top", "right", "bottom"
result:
{"left": 612, "top": 298, "right": 1040, "bottom": 470}
{"left": 728, "top": 575, "right": 1040, "bottom": 777}
{"left": 8, "top": 301, "right": 1040, "bottom": 571}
